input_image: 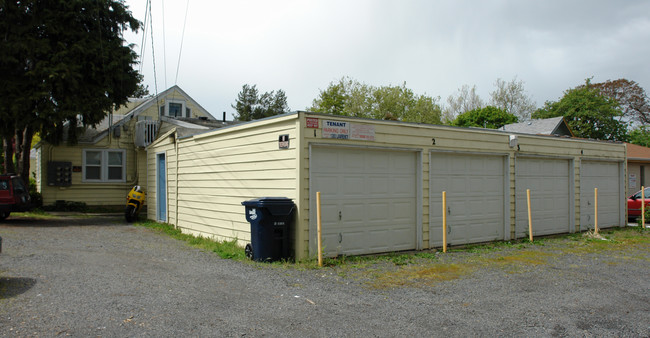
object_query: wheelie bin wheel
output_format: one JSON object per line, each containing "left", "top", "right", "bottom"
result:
{"left": 245, "top": 244, "right": 253, "bottom": 260}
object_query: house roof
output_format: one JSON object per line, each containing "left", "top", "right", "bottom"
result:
{"left": 501, "top": 116, "right": 574, "bottom": 137}
{"left": 626, "top": 143, "right": 650, "bottom": 161}
{"left": 74, "top": 85, "right": 216, "bottom": 144}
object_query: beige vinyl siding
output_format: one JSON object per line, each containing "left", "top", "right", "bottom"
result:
{"left": 148, "top": 115, "right": 300, "bottom": 247}
{"left": 39, "top": 130, "right": 141, "bottom": 206}
{"left": 145, "top": 130, "right": 177, "bottom": 222}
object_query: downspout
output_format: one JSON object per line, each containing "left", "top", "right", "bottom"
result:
{"left": 175, "top": 130, "right": 180, "bottom": 229}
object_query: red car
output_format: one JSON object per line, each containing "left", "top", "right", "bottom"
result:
{"left": 0, "top": 174, "right": 32, "bottom": 220}
{"left": 627, "top": 187, "right": 650, "bottom": 221}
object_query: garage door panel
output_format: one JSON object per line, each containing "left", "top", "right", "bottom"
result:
{"left": 311, "top": 147, "right": 417, "bottom": 256}
{"left": 516, "top": 158, "right": 571, "bottom": 238}
{"left": 430, "top": 153, "right": 506, "bottom": 247}
{"left": 580, "top": 161, "right": 621, "bottom": 229}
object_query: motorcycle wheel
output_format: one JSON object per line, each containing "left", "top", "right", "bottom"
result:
{"left": 125, "top": 205, "right": 137, "bottom": 223}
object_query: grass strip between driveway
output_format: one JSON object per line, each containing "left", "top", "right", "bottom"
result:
{"left": 134, "top": 220, "right": 650, "bottom": 289}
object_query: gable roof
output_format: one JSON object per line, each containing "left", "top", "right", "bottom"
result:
{"left": 75, "top": 85, "right": 216, "bottom": 144}
{"left": 501, "top": 116, "right": 574, "bottom": 137}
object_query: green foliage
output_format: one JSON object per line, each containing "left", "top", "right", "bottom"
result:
{"left": 44, "top": 200, "right": 88, "bottom": 212}
{"left": 0, "top": 0, "right": 143, "bottom": 179}
{"left": 135, "top": 220, "right": 246, "bottom": 260}
{"left": 451, "top": 106, "right": 518, "bottom": 129}
{"left": 532, "top": 79, "right": 629, "bottom": 141}
{"left": 28, "top": 177, "right": 42, "bottom": 208}
{"left": 232, "top": 84, "right": 289, "bottom": 121}
{"left": 591, "top": 78, "right": 650, "bottom": 126}
{"left": 629, "top": 126, "right": 650, "bottom": 147}
{"left": 310, "top": 77, "right": 442, "bottom": 124}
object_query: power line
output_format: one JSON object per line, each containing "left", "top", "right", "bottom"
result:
{"left": 147, "top": 0, "right": 159, "bottom": 104}
{"left": 162, "top": 0, "right": 168, "bottom": 89}
{"left": 138, "top": 0, "right": 149, "bottom": 74}
{"left": 174, "top": 0, "right": 190, "bottom": 85}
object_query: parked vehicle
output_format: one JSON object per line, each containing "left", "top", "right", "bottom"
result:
{"left": 125, "top": 185, "right": 145, "bottom": 222}
{"left": 0, "top": 174, "right": 32, "bottom": 220}
{"left": 627, "top": 187, "right": 650, "bottom": 221}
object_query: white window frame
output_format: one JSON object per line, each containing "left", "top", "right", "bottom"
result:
{"left": 82, "top": 149, "right": 126, "bottom": 183}
{"left": 164, "top": 99, "right": 190, "bottom": 118}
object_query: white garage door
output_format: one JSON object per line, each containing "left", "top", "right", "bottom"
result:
{"left": 580, "top": 161, "right": 622, "bottom": 230}
{"left": 310, "top": 147, "right": 418, "bottom": 256}
{"left": 430, "top": 153, "right": 506, "bottom": 247}
{"left": 515, "top": 158, "right": 571, "bottom": 238}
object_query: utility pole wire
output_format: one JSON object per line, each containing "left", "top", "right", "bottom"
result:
{"left": 138, "top": 0, "right": 149, "bottom": 73}
{"left": 175, "top": 0, "right": 190, "bottom": 85}
{"left": 162, "top": 0, "right": 168, "bottom": 89}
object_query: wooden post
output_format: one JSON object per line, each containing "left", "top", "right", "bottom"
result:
{"left": 527, "top": 189, "right": 533, "bottom": 242}
{"left": 316, "top": 192, "right": 323, "bottom": 267}
{"left": 594, "top": 188, "right": 599, "bottom": 235}
{"left": 642, "top": 186, "right": 646, "bottom": 229}
{"left": 442, "top": 191, "right": 447, "bottom": 253}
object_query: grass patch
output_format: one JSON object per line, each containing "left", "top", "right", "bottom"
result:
{"left": 134, "top": 220, "right": 246, "bottom": 260}
{"left": 369, "top": 263, "right": 471, "bottom": 289}
{"left": 130, "top": 220, "right": 649, "bottom": 289}
{"left": 11, "top": 209, "right": 57, "bottom": 219}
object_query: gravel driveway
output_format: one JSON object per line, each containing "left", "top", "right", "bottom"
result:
{"left": 1, "top": 214, "right": 649, "bottom": 337}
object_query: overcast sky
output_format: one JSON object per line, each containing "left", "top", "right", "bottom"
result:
{"left": 123, "top": 0, "right": 650, "bottom": 120}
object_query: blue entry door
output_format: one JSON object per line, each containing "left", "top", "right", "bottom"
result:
{"left": 157, "top": 153, "right": 167, "bottom": 221}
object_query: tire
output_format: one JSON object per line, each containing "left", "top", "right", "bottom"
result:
{"left": 245, "top": 244, "right": 253, "bottom": 260}
{"left": 0, "top": 211, "right": 10, "bottom": 220}
{"left": 125, "top": 205, "right": 137, "bottom": 223}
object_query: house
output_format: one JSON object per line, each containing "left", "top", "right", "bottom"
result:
{"left": 34, "top": 85, "right": 226, "bottom": 207}
{"left": 501, "top": 116, "right": 574, "bottom": 137}
{"left": 625, "top": 142, "right": 650, "bottom": 197}
{"left": 145, "top": 111, "right": 626, "bottom": 260}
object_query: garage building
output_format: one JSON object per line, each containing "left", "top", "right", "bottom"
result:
{"left": 146, "top": 112, "right": 626, "bottom": 260}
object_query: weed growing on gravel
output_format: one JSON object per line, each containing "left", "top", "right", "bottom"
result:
{"left": 135, "top": 220, "right": 246, "bottom": 260}
{"left": 12, "top": 209, "right": 56, "bottom": 219}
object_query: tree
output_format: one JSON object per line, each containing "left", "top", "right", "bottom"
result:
{"left": 232, "top": 84, "right": 289, "bottom": 121}
{"left": 310, "top": 77, "right": 442, "bottom": 124}
{"left": 443, "top": 85, "right": 484, "bottom": 122}
{"left": 532, "top": 79, "right": 628, "bottom": 141}
{"left": 0, "top": 0, "right": 142, "bottom": 181}
{"left": 629, "top": 126, "right": 650, "bottom": 147}
{"left": 450, "top": 106, "right": 518, "bottom": 129}
{"left": 489, "top": 77, "right": 536, "bottom": 121}
{"left": 590, "top": 79, "right": 650, "bottom": 126}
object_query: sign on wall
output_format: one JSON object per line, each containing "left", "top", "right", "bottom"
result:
{"left": 278, "top": 134, "right": 290, "bottom": 149}
{"left": 322, "top": 120, "right": 350, "bottom": 139}
{"left": 306, "top": 117, "right": 319, "bottom": 128}
{"left": 322, "top": 120, "right": 375, "bottom": 141}
{"left": 630, "top": 173, "right": 637, "bottom": 188}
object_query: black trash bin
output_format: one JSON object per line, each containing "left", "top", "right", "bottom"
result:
{"left": 241, "top": 197, "right": 295, "bottom": 262}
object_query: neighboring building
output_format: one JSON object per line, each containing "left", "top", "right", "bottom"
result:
{"left": 146, "top": 111, "right": 626, "bottom": 260}
{"left": 625, "top": 142, "right": 650, "bottom": 197}
{"left": 501, "top": 116, "right": 574, "bottom": 137}
{"left": 34, "top": 85, "right": 227, "bottom": 207}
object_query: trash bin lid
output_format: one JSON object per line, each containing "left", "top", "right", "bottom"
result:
{"left": 241, "top": 197, "right": 293, "bottom": 206}
{"left": 241, "top": 197, "right": 295, "bottom": 215}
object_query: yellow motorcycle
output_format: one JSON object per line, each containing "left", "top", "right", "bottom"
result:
{"left": 125, "top": 185, "right": 145, "bottom": 222}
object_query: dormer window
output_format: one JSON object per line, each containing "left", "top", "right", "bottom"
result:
{"left": 169, "top": 103, "right": 182, "bottom": 117}
{"left": 160, "top": 99, "right": 191, "bottom": 118}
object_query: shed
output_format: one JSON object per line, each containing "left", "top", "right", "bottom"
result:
{"left": 146, "top": 112, "right": 626, "bottom": 260}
